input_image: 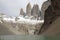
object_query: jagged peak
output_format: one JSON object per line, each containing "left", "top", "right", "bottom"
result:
{"left": 27, "top": 2, "right": 31, "bottom": 9}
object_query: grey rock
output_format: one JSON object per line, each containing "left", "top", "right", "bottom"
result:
{"left": 26, "top": 3, "right": 31, "bottom": 16}
{"left": 31, "top": 4, "right": 40, "bottom": 19}
{"left": 20, "top": 8, "right": 25, "bottom": 16}
{"left": 40, "top": 0, "right": 51, "bottom": 20}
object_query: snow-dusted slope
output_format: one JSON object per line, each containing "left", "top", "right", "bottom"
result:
{"left": 0, "top": 14, "right": 44, "bottom": 35}
{"left": 16, "top": 16, "right": 44, "bottom": 25}
{"left": 2, "top": 15, "right": 44, "bottom": 25}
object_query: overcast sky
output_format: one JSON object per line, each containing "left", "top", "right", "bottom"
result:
{"left": 0, "top": 0, "right": 47, "bottom": 16}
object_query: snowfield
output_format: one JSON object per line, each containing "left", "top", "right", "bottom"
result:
{"left": 3, "top": 17, "right": 16, "bottom": 23}
{"left": 2, "top": 16, "right": 44, "bottom": 25}
{"left": 17, "top": 16, "right": 44, "bottom": 25}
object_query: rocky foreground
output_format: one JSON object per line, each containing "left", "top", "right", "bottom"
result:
{"left": 0, "top": 14, "right": 44, "bottom": 35}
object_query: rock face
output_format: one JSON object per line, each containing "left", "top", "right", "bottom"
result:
{"left": 51, "top": 0, "right": 60, "bottom": 16}
{"left": 31, "top": 4, "right": 40, "bottom": 19}
{"left": 40, "top": 0, "right": 51, "bottom": 20}
{"left": 42, "top": 17, "right": 60, "bottom": 36}
{"left": 26, "top": 3, "right": 31, "bottom": 16}
{"left": 20, "top": 8, "right": 25, "bottom": 16}
{"left": 38, "top": 11, "right": 41, "bottom": 17}
{"left": 51, "top": 0, "right": 60, "bottom": 10}
{"left": 38, "top": 0, "right": 60, "bottom": 36}
{"left": 38, "top": 0, "right": 53, "bottom": 34}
